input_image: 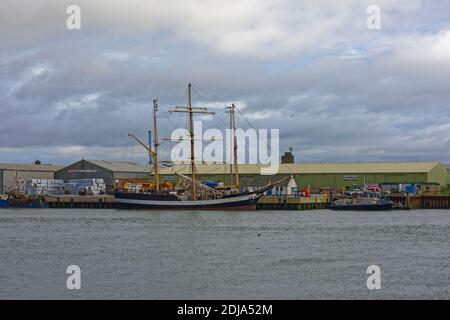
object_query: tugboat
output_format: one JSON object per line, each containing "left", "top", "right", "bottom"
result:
{"left": 330, "top": 197, "right": 393, "bottom": 211}
{"left": 114, "top": 84, "right": 286, "bottom": 211}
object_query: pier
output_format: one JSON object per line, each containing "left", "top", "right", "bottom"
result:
{"left": 21, "top": 194, "right": 450, "bottom": 210}
{"left": 257, "top": 196, "right": 330, "bottom": 210}
{"left": 45, "top": 195, "right": 115, "bottom": 208}
{"left": 44, "top": 195, "right": 331, "bottom": 210}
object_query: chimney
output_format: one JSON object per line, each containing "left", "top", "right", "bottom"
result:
{"left": 281, "top": 147, "right": 294, "bottom": 164}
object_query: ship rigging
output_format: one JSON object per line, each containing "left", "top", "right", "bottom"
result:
{"left": 114, "top": 83, "right": 287, "bottom": 210}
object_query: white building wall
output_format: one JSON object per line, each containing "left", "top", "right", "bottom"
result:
{"left": 287, "top": 176, "right": 298, "bottom": 195}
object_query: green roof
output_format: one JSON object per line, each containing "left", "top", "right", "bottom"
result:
{"left": 158, "top": 162, "right": 442, "bottom": 175}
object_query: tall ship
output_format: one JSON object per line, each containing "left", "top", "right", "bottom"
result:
{"left": 114, "top": 84, "right": 285, "bottom": 210}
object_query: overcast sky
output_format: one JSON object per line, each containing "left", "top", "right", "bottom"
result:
{"left": 1, "top": 0, "right": 450, "bottom": 165}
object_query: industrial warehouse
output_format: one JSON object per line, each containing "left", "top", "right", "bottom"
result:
{"left": 54, "top": 159, "right": 151, "bottom": 193}
{"left": 156, "top": 161, "right": 448, "bottom": 192}
{"left": 0, "top": 162, "right": 63, "bottom": 195}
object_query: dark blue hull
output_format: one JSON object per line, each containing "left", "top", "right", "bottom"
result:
{"left": 0, "top": 199, "right": 10, "bottom": 208}
{"left": 114, "top": 192, "right": 259, "bottom": 211}
{"left": 8, "top": 198, "right": 47, "bottom": 208}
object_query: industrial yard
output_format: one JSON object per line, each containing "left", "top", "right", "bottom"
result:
{"left": 2, "top": 155, "right": 450, "bottom": 210}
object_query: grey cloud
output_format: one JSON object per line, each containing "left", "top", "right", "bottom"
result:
{"left": 1, "top": 1, "right": 450, "bottom": 164}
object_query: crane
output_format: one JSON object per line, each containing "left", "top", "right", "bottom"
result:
{"left": 128, "top": 133, "right": 160, "bottom": 193}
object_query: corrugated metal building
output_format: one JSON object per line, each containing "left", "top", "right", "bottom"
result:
{"left": 54, "top": 160, "right": 151, "bottom": 192}
{"left": 0, "top": 163, "right": 63, "bottom": 194}
{"left": 158, "top": 161, "right": 449, "bottom": 189}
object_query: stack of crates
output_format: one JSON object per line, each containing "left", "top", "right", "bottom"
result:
{"left": 63, "top": 182, "right": 77, "bottom": 195}
{"left": 20, "top": 179, "right": 65, "bottom": 196}
{"left": 66, "top": 179, "right": 106, "bottom": 195}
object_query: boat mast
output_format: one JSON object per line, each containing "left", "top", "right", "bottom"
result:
{"left": 152, "top": 99, "right": 160, "bottom": 193}
{"left": 188, "top": 84, "right": 196, "bottom": 199}
{"left": 228, "top": 108, "right": 233, "bottom": 186}
{"left": 170, "top": 83, "right": 215, "bottom": 200}
{"left": 228, "top": 104, "right": 240, "bottom": 190}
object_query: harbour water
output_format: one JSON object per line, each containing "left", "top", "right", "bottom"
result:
{"left": 0, "top": 208, "right": 449, "bottom": 299}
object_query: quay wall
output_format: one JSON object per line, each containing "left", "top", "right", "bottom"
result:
{"left": 37, "top": 195, "right": 450, "bottom": 210}
{"left": 388, "top": 195, "right": 450, "bottom": 209}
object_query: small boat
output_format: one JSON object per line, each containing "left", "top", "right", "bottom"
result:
{"left": 330, "top": 197, "right": 393, "bottom": 211}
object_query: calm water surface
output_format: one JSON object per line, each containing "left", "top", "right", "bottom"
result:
{"left": 0, "top": 208, "right": 449, "bottom": 299}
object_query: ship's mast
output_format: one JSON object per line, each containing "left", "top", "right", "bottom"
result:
{"left": 229, "top": 104, "right": 240, "bottom": 190}
{"left": 188, "top": 84, "right": 196, "bottom": 199}
{"left": 171, "top": 83, "right": 215, "bottom": 200}
{"left": 227, "top": 108, "right": 233, "bottom": 186}
{"left": 152, "top": 99, "right": 160, "bottom": 193}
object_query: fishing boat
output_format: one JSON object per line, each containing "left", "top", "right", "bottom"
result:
{"left": 8, "top": 196, "right": 47, "bottom": 208}
{"left": 114, "top": 84, "right": 285, "bottom": 210}
{"left": 1, "top": 178, "right": 48, "bottom": 208}
{"left": 330, "top": 197, "right": 393, "bottom": 211}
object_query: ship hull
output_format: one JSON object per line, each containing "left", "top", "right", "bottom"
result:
{"left": 8, "top": 198, "right": 47, "bottom": 208}
{"left": 0, "top": 199, "right": 10, "bottom": 208}
{"left": 114, "top": 192, "right": 259, "bottom": 211}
